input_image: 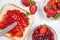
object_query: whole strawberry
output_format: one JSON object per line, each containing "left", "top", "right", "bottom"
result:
{"left": 40, "top": 24, "right": 48, "bottom": 35}
{"left": 49, "top": 0, "right": 56, "bottom": 5}
{"left": 21, "top": 0, "right": 30, "bottom": 6}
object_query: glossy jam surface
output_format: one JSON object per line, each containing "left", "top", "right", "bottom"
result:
{"left": 32, "top": 27, "right": 54, "bottom": 40}
{"left": 0, "top": 9, "right": 29, "bottom": 37}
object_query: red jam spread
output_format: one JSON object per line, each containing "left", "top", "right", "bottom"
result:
{"left": 32, "top": 26, "right": 54, "bottom": 40}
{"left": 0, "top": 9, "right": 29, "bottom": 37}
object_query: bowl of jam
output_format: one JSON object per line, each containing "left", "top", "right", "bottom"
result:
{"left": 27, "top": 24, "right": 57, "bottom": 40}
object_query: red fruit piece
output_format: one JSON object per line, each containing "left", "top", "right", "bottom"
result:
{"left": 56, "top": 9, "right": 60, "bottom": 13}
{"left": 40, "top": 25, "right": 47, "bottom": 35}
{"left": 21, "top": 0, "right": 30, "bottom": 6}
{"left": 16, "top": 32, "right": 23, "bottom": 37}
{"left": 30, "top": 4, "right": 37, "bottom": 14}
{"left": 47, "top": 8, "right": 56, "bottom": 18}
{"left": 44, "top": 7, "right": 49, "bottom": 13}
{"left": 44, "top": 3, "right": 52, "bottom": 13}
{"left": 57, "top": 1, "right": 60, "bottom": 9}
{"left": 49, "top": 0, "right": 56, "bottom": 5}
{"left": 44, "top": 6, "right": 56, "bottom": 18}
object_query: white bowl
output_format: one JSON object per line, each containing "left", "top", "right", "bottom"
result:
{"left": 38, "top": 0, "right": 60, "bottom": 20}
{"left": 27, "top": 25, "right": 57, "bottom": 40}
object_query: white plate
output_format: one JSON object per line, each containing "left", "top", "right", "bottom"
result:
{"left": 0, "top": 0, "right": 60, "bottom": 40}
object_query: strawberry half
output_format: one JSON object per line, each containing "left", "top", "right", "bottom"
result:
{"left": 39, "top": 24, "right": 48, "bottom": 35}
{"left": 29, "top": 0, "right": 37, "bottom": 15}
{"left": 30, "top": 4, "right": 37, "bottom": 14}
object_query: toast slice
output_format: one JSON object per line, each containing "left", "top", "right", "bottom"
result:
{"left": 0, "top": 4, "right": 33, "bottom": 40}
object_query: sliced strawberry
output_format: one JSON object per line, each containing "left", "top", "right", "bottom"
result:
{"left": 21, "top": 0, "right": 30, "bottom": 6}
{"left": 40, "top": 25, "right": 48, "bottom": 35}
{"left": 30, "top": 4, "right": 37, "bottom": 14}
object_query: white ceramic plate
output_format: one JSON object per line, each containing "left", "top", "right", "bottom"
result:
{"left": 0, "top": 0, "right": 60, "bottom": 40}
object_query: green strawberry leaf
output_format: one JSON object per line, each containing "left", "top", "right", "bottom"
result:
{"left": 26, "top": 12, "right": 31, "bottom": 18}
{"left": 46, "top": 4, "right": 51, "bottom": 8}
{"left": 30, "top": 0, "right": 36, "bottom": 5}
{"left": 43, "top": 24, "right": 48, "bottom": 28}
{"left": 53, "top": 5, "right": 57, "bottom": 10}
{"left": 56, "top": 0, "right": 59, "bottom": 2}
{"left": 53, "top": 14, "right": 60, "bottom": 19}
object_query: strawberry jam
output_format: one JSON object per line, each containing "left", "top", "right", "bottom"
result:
{"left": 32, "top": 26, "right": 54, "bottom": 40}
{"left": 0, "top": 9, "right": 29, "bottom": 37}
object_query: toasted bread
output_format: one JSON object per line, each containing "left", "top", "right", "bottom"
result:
{"left": 0, "top": 4, "right": 34, "bottom": 40}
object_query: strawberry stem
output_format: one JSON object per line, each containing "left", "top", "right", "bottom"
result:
{"left": 43, "top": 24, "right": 48, "bottom": 28}
{"left": 46, "top": 3, "right": 51, "bottom": 8}
{"left": 56, "top": 0, "right": 59, "bottom": 2}
{"left": 53, "top": 14, "right": 60, "bottom": 19}
{"left": 53, "top": 5, "right": 57, "bottom": 10}
{"left": 30, "top": 0, "right": 36, "bottom": 5}
{"left": 26, "top": 12, "right": 31, "bottom": 18}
